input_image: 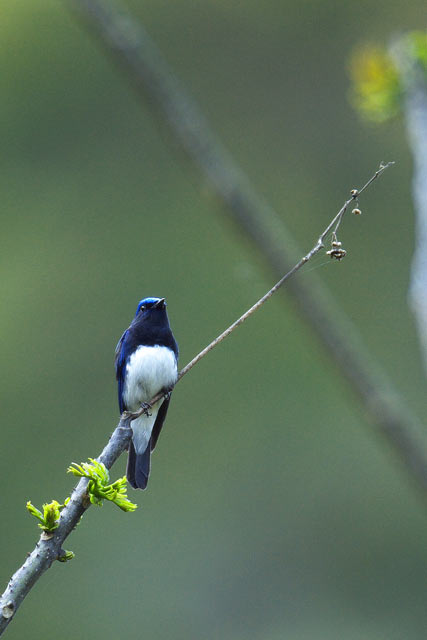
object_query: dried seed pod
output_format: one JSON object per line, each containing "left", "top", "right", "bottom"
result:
{"left": 326, "top": 248, "right": 347, "bottom": 261}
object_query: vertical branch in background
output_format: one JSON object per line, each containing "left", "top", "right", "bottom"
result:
{"left": 67, "top": 0, "right": 427, "bottom": 492}
{"left": 392, "top": 39, "right": 427, "bottom": 371}
{"left": 350, "top": 33, "right": 427, "bottom": 372}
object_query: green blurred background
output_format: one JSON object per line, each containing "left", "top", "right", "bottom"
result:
{"left": 1, "top": 1, "right": 427, "bottom": 638}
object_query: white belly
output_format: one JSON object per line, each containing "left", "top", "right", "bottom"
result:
{"left": 123, "top": 345, "right": 177, "bottom": 409}
{"left": 123, "top": 345, "right": 178, "bottom": 453}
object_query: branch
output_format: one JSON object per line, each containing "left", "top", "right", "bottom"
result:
{"left": 67, "top": 0, "right": 427, "bottom": 494}
{"left": 0, "top": 164, "right": 391, "bottom": 634}
{"left": 130, "top": 164, "right": 393, "bottom": 417}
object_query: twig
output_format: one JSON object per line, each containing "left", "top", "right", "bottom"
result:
{"left": 0, "top": 163, "right": 392, "bottom": 634}
{"left": 178, "top": 164, "right": 393, "bottom": 370}
{"left": 128, "top": 163, "right": 394, "bottom": 419}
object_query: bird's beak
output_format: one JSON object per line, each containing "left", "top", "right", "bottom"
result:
{"left": 154, "top": 298, "right": 166, "bottom": 308}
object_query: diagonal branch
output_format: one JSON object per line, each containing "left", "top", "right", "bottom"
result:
{"left": 129, "top": 163, "right": 393, "bottom": 418}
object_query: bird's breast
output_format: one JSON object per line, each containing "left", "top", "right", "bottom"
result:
{"left": 123, "top": 345, "right": 177, "bottom": 410}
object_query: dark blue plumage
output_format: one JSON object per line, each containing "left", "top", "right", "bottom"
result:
{"left": 115, "top": 297, "right": 178, "bottom": 489}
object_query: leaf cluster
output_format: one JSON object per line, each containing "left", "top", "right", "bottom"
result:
{"left": 68, "top": 458, "right": 137, "bottom": 512}
{"left": 26, "top": 499, "right": 69, "bottom": 532}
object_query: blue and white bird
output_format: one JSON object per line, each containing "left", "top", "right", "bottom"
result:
{"left": 115, "top": 297, "right": 179, "bottom": 489}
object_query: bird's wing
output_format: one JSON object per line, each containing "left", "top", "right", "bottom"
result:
{"left": 150, "top": 396, "right": 171, "bottom": 451}
{"left": 114, "top": 329, "right": 129, "bottom": 413}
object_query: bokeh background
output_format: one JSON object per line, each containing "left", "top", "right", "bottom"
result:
{"left": 1, "top": 2, "right": 427, "bottom": 638}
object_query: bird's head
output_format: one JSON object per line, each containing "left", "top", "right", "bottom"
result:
{"left": 130, "top": 296, "right": 177, "bottom": 354}
{"left": 135, "top": 297, "right": 166, "bottom": 318}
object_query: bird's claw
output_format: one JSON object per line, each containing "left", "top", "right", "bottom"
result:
{"left": 139, "top": 402, "right": 152, "bottom": 417}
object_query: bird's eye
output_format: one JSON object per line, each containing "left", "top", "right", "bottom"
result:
{"left": 139, "top": 305, "right": 145, "bottom": 312}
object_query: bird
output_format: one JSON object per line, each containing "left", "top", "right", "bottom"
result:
{"left": 115, "top": 297, "right": 179, "bottom": 489}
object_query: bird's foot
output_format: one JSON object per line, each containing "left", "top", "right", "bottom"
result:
{"left": 139, "top": 402, "right": 152, "bottom": 417}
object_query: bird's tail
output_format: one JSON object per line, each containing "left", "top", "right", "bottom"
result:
{"left": 127, "top": 439, "right": 151, "bottom": 490}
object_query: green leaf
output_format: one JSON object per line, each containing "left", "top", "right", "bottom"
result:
{"left": 26, "top": 501, "right": 44, "bottom": 524}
